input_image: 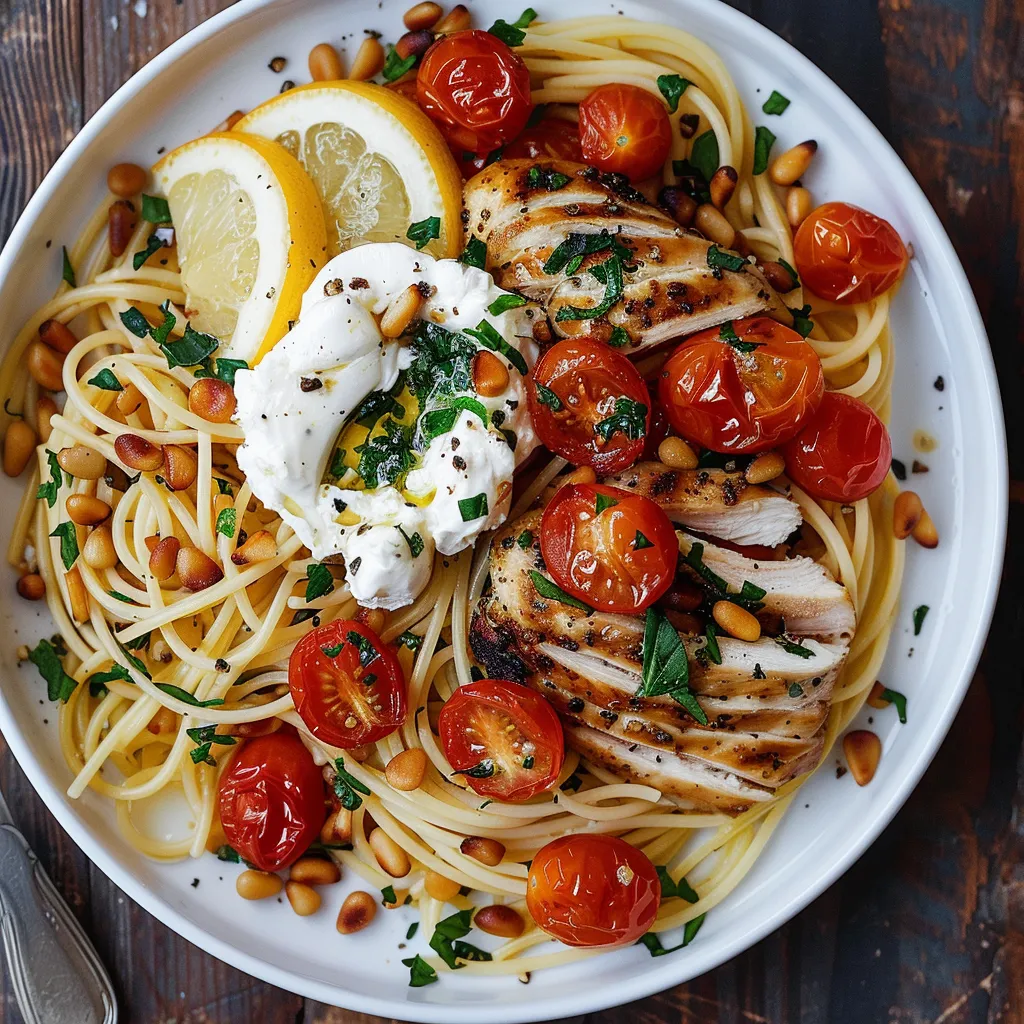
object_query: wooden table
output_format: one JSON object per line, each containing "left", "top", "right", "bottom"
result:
{"left": 1, "top": 0, "right": 1020, "bottom": 1020}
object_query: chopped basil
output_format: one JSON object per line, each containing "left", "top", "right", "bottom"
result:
{"left": 305, "top": 563, "right": 335, "bottom": 603}
{"left": 28, "top": 638, "right": 77, "bottom": 702}
{"left": 752, "top": 126, "right": 776, "bottom": 176}
{"left": 88, "top": 368, "right": 122, "bottom": 391}
{"left": 161, "top": 323, "right": 219, "bottom": 370}
{"left": 689, "top": 130, "right": 720, "bottom": 185}
{"left": 787, "top": 304, "right": 814, "bottom": 338}
{"left": 684, "top": 914, "right": 706, "bottom": 945}
{"left": 702, "top": 621, "right": 722, "bottom": 665}
{"left": 141, "top": 194, "right": 172, "bottom": 224}
{"left": 196, "top": 356, "right": 249, "bottom": 386}
{"left": 459, "top": 236, "right": 487, "bottom": 269}
{"left": 522, "top": 754, "right": 535, "bottom": 770}
{"left": 554, "top": 255, "right": 625, "bottom": 322}
{"left": 187, "top": 725, "right": 236, "bottom": 767}
{"left": 119, "top": 306, "right": 150, "bottom": 337}
{"left": 464, "top": 320, "right": 529, "bottom": 376}
{"left": 61, "top": 246, "right": 76, "bottom": 287}
{"left": 526, "top": 165, "right": 572, "bottom": 191}
{"left": 427, "top": 909, "right": 476, "bottom": 969}
{"left": 753, "top": 663, "right": 766, "bottom": 680}
{"left": 594, "top": 396, "right": 647, "bottom": 443}
{"left": 463, "top": 759, "right": 495, "bottom": 779}
{"left": 333, "top": 757, "right": 371, "bottom": 810}
{"left": 452, "top": 941, "right": 492, "bottom": 963}
{"left": 777, "top": 257, "right": 800, "bottom": 285}
{"left": 788, "top": 682, "right": 804, "bottom": 698}
{"left": 346, "top": 630, "right": 379, "bottom": 667}
{"left": 487, "top": 294, "right": 527, "bottom": 316}
{"left": 638, "top": 607, "right": 707, "bottom": 724}
{"left": 707, "top": 245, "right": 747, "bottom": 273}
{"left": 49, "top": 521, "right": 78, "bottom": 570}
{"left": 420, "top": 395, "right": 488, "bottom": 442}
{"left": 528, "top": 570, "right": 593, "bottom": 614}
{"left": 762, "top": 90, "right": 790, "bottom": 116}
{"left": 608, "top": 326, "right": 630, "bottom": 347}
{"left": 534, "top": 382, "right": 562, "bottom": 410}
{"left": 36, "top": 449, "right": 65, "bottom": 508}
{"left": 595, "top": 492, "right": 618, "bottom": 514}
{"left": 638, "top": 914, "right": 706, "bottom": 956}
{"left": 407, "top": 216, "right": 440, "bottom": 250}
{"left": 381, "top": 884, "right": 397, "bottom": 905}
{"left": 354, "top": 381, "right": 405, "bottom": 429}
{"left": 403, "top": 954, "right": 438, "bottom": 987}
{"left": 398, "top": 630, "right": 423, "bottom": 651}
{"left": 891, "top": 458, "right": 907, "bottom": 482}
{"left": 215, "top": 845, "right": 241, "bottom": 863}
{"left": 155, "top": 683, "right": 225, "bottom": 708}
{"left": 719, "top": 320, "right": 762, "bottom": 354}
{"left": 355, "top": 419, "right": 414, "bottom": 489}
{"left": 107, "top": 590, "right": 133, "bottom": 603}
{"left": 775, "top": 636, "right": 815, "bottom": 658}
{"left": 560, "top": 773, "right": 582, "bottom": 792}
{"left": 488, "top": 7, "right": 536, "bottom": 46}
{"left": 517, "top": 529, "right": 533, "bottom": 549}
{"left": 458, "top": 492, "right": 489, "bottom": 522}
{"left": 406, "top": 922, "right": 419, "bottom": 941}
{"left": 880, "top": 686, "right": 908, "bottom": 723}
{"left": 123, "top": 631, "right": 151, "bottom": 653}
{"left": 86, "top": 664, "right": 131, "bottom": 695}
{"left": 399, "top": 526, "right": 425, "bottom": 558}
{"left": 215, "top": 507, "right": 236, "bottom": 538}
{"left": 150, "top": 302, "right": 176, "bottom": 347}
{"left": 133, "top": 233, "right": 164, "bottom": 271}
{"left": 382, "top": 46, "right": 417, "bottom": 82}
{"left": 912, "top": 604, "right": 929, "bottom": 635}
{"left": 543, "top": 230, "right": 634, "bottom": 276}
{"left": 657, "top": 74, "right": 691, "bottom": 113}
{"left": 634, "top": 530, "right": 653, "bottom": 550}
{"left": 321, "top": 643, "right": 343, "bottom": 658}
{"left": 215, "top": 478, "right": 233, "bottom": 496}
{"left": 656, "top": 866, "right": 699, "bottom": 903}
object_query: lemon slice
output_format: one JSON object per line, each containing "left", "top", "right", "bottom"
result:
{"left": 235, "top": 81, "right": 463, "bottom": 259}
{"left": 153, "top": 132, "right": 327, "bottom": 364}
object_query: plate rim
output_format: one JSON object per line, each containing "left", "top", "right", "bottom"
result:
{"left": 0, "top": 0, "right": 1008, "bottom": 1020}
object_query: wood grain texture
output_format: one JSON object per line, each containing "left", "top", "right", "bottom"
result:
{"left": 0, "top": 0, "right": 1021, "bottom": 1021}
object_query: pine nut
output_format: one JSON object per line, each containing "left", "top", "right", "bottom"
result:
{"left": 396, "top": 29, "right": 434, "bottom": 60}
{"left": 563, "top": 465, "right": 597, "bottom": 486}
{"left": 709, "top": 165, "right": 738, "bottom": 209}
{"left": 188, "top": 377, "right": 236, "bottom": 423}
{"left": 658, "top": 186, "right": 697, "bottom": 227}
{"left": 66, "top": 494, "right": 111, "bottom": 526}
{"left": 336, "top": 890, "right": 377, "bottom": 934}
{"left": 108, "top": 200, "right": 137, "bottom": 258}
{"left": 657, "top": 436, "right": 698, "bottom": 470}
{"left": 357, "top": 607, "right": 387, "bottom": 634}
{"left": 289, "top": 857, "right": 341, "bottom": 885}
{"left": 385, "top": 748, "right": 427, "bottom": 791}
{"left": 843, "top": 730, "right": 881, "bottom": 786}
{"left": 368, "top": 827, "right": 411, "bottom": 878}
{"left": 308, "top": 42, "right": 344, "bottom": 81}
{"left": 176, "top": 546, "right": 224, "bottom": 591}
{"left": 39, "top": 319, "right": 78, "bottom": 354}
{"left": 349, "top": 36, "right": 386, "bottom": 81}
{"left": 866, "top": 681, "right": 890, "bottom": 710}
{"left": 380, "top": 285, "right": 422, "bottom": 339}
{"left": 473, "top": 350, "right": 510, "bottom": 397}
{"left": 36, "top": 396, "right": 57, "bottom": 444}
{"left": 424, "top": 870, "right": 461, "bottom": 903}
{"left": 65, "top": 566, "right": 88, "bottom": 622}
{"left": 745, "top": 452, "right": 785, "bottom": 484}
{"left": 786, "top": 186, "right": 813, "bottom": 227}
{"left": 151, "top": 639, "right": 173, "bottom": 663}
{"left": 460, "top": 835, "right": 505, "bottom": 867}
{"left": 27, "top": 342, "right": 65, "bottom": 391}
{"left": 163, "top": 444, "right": 198, "bottom": 491}
{"left": 759, "top": 260, "right": 798, "bottom": 293}
{"left": 769, "top": 140, "right": 818, "bottom": 186}
{"left": 892, "top": 490, "right": 923, "bottom": 539}
{"left": 144, "top": 534, "right": 160, "bottom": 554}
{"left": 236, "top": 869, "right": 283, "bottom": 900}
{"left": 57, "top": 445, "right": 106, "bottom": 480}
{"left": 149, "top": 536, "right": 180, "bottom": 580}
{"left": 403, "top": 1, "right": 442, "bottom": 29}
{"left": 321, "top": 808, "right": 353, "bottom": 845}
{"left": 3, "top": 421, "right": 36, "bottom": 477}
{"left": 107, "top": 162, "right": 148, "bottom": 198}
{"left": 114, "top": 433, "right": 163, "bottom": 472}
{"left": 474, "top": 904, "right": 525, "bottom": 939}
{"left": 83, "top": 525, "right": 118, "bottom": 570}
{"left": 665, "top": 609, "right": 702, "bottom": 634}
{"left": 285, "top": 880, "right": 323, "bottom": 916}
{"left": 147, "top": 706, "right": 177, "bottom": 734}
{"left": 694, "top": 204, "right": 736, "bottom": 248}
{"left": 16, "top": 573, "right": 45, "bottom": 601}
{"left": 712, "top": 600, "right": 761, "bottom": 642}
{"left": 224, "top": 110, "right": 244, "bottom": 130}
{"left": 230, "top": 529, "right": 277, "bottom": 565}
{"left": 911, "top": 508, "right": 938, "bottom": 549}
{"left": 434, "top": 4, "right": 471, "bottom": 33}
{"left": 115, "top": 382, "right": 143, "bottom": 416}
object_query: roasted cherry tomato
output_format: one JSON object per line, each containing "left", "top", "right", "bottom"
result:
{"left": 541, "top": 482, "right": 678, "bottom": 614}
{"left": 527, "top": 337, "right": 651, "bottom": 474}
{"left": 527, "top": 834, "right": 661, "bottom": 946}
{"left": 782, "top": 390, "right": 892, "bottom": 502}
{"left": 504, "top": 115, "right": 583, "bottom": 162}
{"left": 289, "top": 620, "right": 406, "bottom": 749}
{"left": 438, "top": 679, "right": 564, "bottom": 803}
{"left": 578, "top": 83, "right": 672, "bottom": 182}
{"left": 218, "top": 731, "right": 326, "bottom": 872}
{"left": 658, "top": 316, "right": 824, "bottom": 454}
{"left": 793, "top": 201, "right": 909, "bottom": 304}
{"left": 417, "top": 30, "right": 534, "bottom": 154}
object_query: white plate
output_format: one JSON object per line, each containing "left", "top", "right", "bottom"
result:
{"left": 0, "top": 0, "right": 1006, "bottom": 1020}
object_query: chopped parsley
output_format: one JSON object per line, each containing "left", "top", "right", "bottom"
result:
{"left": 407, "top": 216, "right": 440, "bottom": 250}
{"left": 637, "top": 607, "right": 707, "bottom": 724}
{"left": 657, "top": 74, "right": 691, "bottom": 113}
{"left": 27, "top": 638, "right": 77, "bottom": 702}
{"left": 528, "top": 570, "right": 593, "bottom": 614}
{"left": 458, "top": 492, "right": 489, "bottom": 522}
{"left": 88, "top": 368, "right": 122, "bottom": 391}
{"left": 762, "top": 90, "right": 790, "bottom": 115}
{"left": 333, "top": 757, "right": 370, "bottom": 810}
{"left": 305, "top": 563, "right": 335, "bottom": 603}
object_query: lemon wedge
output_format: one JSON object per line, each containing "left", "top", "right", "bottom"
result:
{"left": 235, "top": 81, "right": 463, "bottom": 259}
{"left": 153, "top": 132, "right": 327, "bottom": 364}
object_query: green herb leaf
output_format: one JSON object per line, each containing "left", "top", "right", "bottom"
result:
{"left": 633, "top": 530, "right": 654, "bottom": 550}
{"left": 753, "top": 663, "right": 766, "bottom": 680}
{"left": 61, "top": 246, "right": 76, "bottom": 288}
{"left": 141, "top": 194, "right": 172, "bottom": 224}
{"left": 703, "top": 621, "right": 722, "bottom": 665}
{"left": 459, "top": 237, "right": 487, "bottom": 270}
{"left": 150, "top": 302, "right": 176, "bottom": 347}
{"left": 398, "top": 526, "right": 425, "bottom": 558}
{"left": 398, "top": 630, "right": 423, "bottom": 651}
{"left": 305, "top": 563, "right": 335, "bottom": 603}
{"left": 517, "top": 529, "right": 534, "bottom": 549}
{"left": 752, "top": 126, "right": 776, "bottom": 176}
{"left": 707, "top": 245, "right": 747, "bottom": 273}
{"left": 107, "top": 589, "right": 134, "bottom": 603}
{"left": 560, "top": 773, "right": 582, "bottom": 792}
{"left": 216, "top": 478, "right": 234, "bottom": 496}
{"left": 912, "top": 604, "right": 929, "bottom": 635}
{"left": 775, "top": 636, "right": 815, "bottom": 659}
{"left": 683, "top": 913, "right": 706, "bottom": 945}
{"left": 428, "top": 909, "right": 475, "bottom": 969}
{"left": 36, "top": 449, "right": 65, "bottom": 508}
{"left": 407, "top": 216, "right": 441, "bottom": 250}
{"left": 452, "top": 941, "right": 492, "bottom": 963}
{"left": 534, "top": 382, "right": 562, "bottom": 410}
{"left": 656, "top": 866, "right": 699, "bottom": 903}
{"left": 160, "top": 323, "right": 219, "bottom": 369}
{"left": 488, "top": 7, "right": 536, "bottom": 46}
{"left": 355, "top": 418, "right": 414, "bottom": 489}
{"left": 719, "top": 320, "right": 762, "bottom": 354}
{"left": 133, "top": 233, "right": 164, "bottom": 271}
{"left": 608, "top": 326, "right": 630, "bottom": 347}
{"left": 382, "top": 46, "right": 417, "bottom": 82}
{"left": 458, "top": 492, "right": 489, "bottom": 522}
{"left": 594, "top": 396, "right": 647, "bottom": 443}
{"left": 333, "top": 757, "right": 371, "bottom": 810}
{"left": 381, "top": 884, "right": 397, "bottom": 905}
{"left": 788, "top": 681, "right": 804, "bottom": 698}
{"left": 88, "top": 368, "right": 123, "bottom": 391}
{"left": 403, "top": 954, "right": 438, "bottom": 987}
{"left": 49, "top": 521, "right": 79, "bottom": 570}
{"left": 528, "top": 570, "right": 593, "bottom": 614}
{"left": 777, "top": 257, "right": 799, "bottom": 286}
{"left": 215, "top": 844, "right": 241, "bottom": 863}
{"left": 155, "top": 683, "right": 225, "bottom": 708}
{"left": 464, "top": 320, "right": 529, "bottom": 376}
{"left": 321, "top": 643, "right": 343, "bottom": 658}
{"left": 526, "top": 165, "right": 572, "bottom": 191}
{"left": 210, "top": 357, "right": 248, "bottom": 386}
{"left": 346, "top": 630, "right": 379, "bottom": 667}
{"left": 406, "top": 922, "right": 419, "bottom": 940}
{"left": 555, "top": 255, "right": 625, "bottom": 322}
{"left": 420, "top": 395, "right": 489, "bottom": 442}
{"left": 762, "top": 90, "right": 790, "bottom": 115}
{"left": 595, "top": 492, "right": 618, "bottom": 514}
{"left": 657, "top": 74, "right": 691, "bottom": 113}
{"left": 880, "top": 686, "right": 908, "bottom": 723}
{"left": 487, "top": 294, "right": 527, "bottom": 316}
{"left": 187, "top": 725, "right": 236, "bottom": 767}
{"left": 28, "top": 638, "right": 77, "bottom": 702}
{"left": 215, "top": 507, "right": 236, "bottom": 538}
{"left": 119, "top": 307, "right": 151, "bottom": 338}
{"left": 689, "top": 130, "right": 720, "bottom": 185}
{"left": 86, "top": 664, "right": 131, "bottom": 694}
{"left": 638, "top": 607, "right": 707, "bottom": 724}
{"left": 543, "top": 230, "right": 634, "bottom": 276}
{"left": 787, "top": 303, "right": 814, "bottom": 338}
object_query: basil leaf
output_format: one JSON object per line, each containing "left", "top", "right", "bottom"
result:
{"left": 638, "top": 607, "right": 707, "bottom": 724}
{"left": 775, "top": 636, "right": 815, "bottom": 658}
{"left": 517, "top": 530, "right": 533, "bottom": 549}
{"left": 28, "top": 638, "right": 77, "bottom": 702}
{"left": 458, "top": 492, "right": 489, "bottom": 522}
{"left": 777, "top": 257, "right": 800, "bottom": 286}
{"left": 487, "top": 294, "right": 527, "bottom": 316}
{"left": 403, "top": 954, "right": 438, "bottom": 987}
{"left": 656, "top": 866, "right": 700, "bottom": 903}
{"left": 657, "top": 74, "right": 691, "bottom": 113}
{"left": 398, "top": 630, "right": 422, "bottom": 651}
{"left": 155, "top": 683, "right": 225, "bottom": 707}
{"left": 880, "top": 687, "right": 908, "bottom": 723}
{"left": 381, "top": 885, "right": 397, "bottom": 905}
{"left": 752, "top": 125, "right": 776, "bottom": 176}
{"left": 912, "top": 604, "right": 929, "bottom": 635}
{"left": 762, "top": 90, "right": 790, "bottom": 115}
{"left": 787, "top": 304, "right": 814, "bottom": 338}
{"left": 594, "top": 396, "right": 647, "bottom": 442}
{"left": 305, "top": 563, "right": 335, "bottom": 603}
{"left": 119, "top": 307, "right": 150, "bottom": 338}
{"left": 526, "top": 165, "right": 571, "bottom": 191}
{"left": 355, "top": 419, "right": 413, "bottom": 489}
{"left": 321, "top": 643, "right": 343, "bottom": 658}
{"left": 554, "top": 255, "right": 624, "bottom": 322}
{"left": 346, "top": 629, "right": 379, "bottom": 667}
{"left": 50, "top": 521, "right": 79, "bottom": 570}
{"left": 333, "top": 757, "right": 370, "bottom": 810}
{"left": 534, "top": 382, "right": 562, "bottom": 410}
{"left": 459, "top": 237, "right": 487, "bottom": 269}
{"left": 634, "top": 530, "right": 653, "bottom": 550}
{"left": 36, "top": 449, "right": 65, "bottom": 508}
{"left": 527, "top": 570, "right": 593, "bottom": 614}
{"left": 215, "top": 507, "right": 236, "bottom": 538}
{"left": 488, "top": 7, "right": 536, "bottom": 46}
{"left": 133, "top": 233, "right": 164, "bottom": 271}
{"left": 211, "top": 357, "right": 248, "bottom": 386}
{"left": 543, "top": 230, "right": 634, "bottom": 276}
{"left": 398, "top": 526, "right": 424, "bottom": 558}
{"left": 88, "top": 368, "right": 123, "bottom": 391}
{"left": 689, "top": 130, "right": 719, "bottom": 185}
{"left": 707, "top": 245, "right": 747, "bottom": 272}
{"left": 595, "top": 492, "right": 618, "bottom": 514}
{"left": 160, "top": 323, "right": 219, "bottom": 369}
{"left": 720, "top": 320, "right": 762, "bottom": 354}
{"left": 61, "top": 246, "right": 76, "bottom": 287}
{"left": 702, "top": 622, "right": 722, "bottom": 665}
{"left": 150, "top": 301, "right": 176, "bottom": 347}
{"left": 464, "top": 320, "right": 529, "bottom": 376}
{"left": 382, "top": 46, "right": 416, "bottom": 82}
{"left": 141, "top": 194, "right": 172, "bottom": 224}
{"left": 608, "top": 326, "right": 630, "bottom": 347}
{"left": 407, "top": 216, "right": 441, "bottom": 250}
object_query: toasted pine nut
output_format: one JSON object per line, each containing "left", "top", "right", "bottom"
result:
{"left": 709, "top": 166, "right": 738, "bottom": 209}
{"left": 108, "top": 200, "right": 137, "bottom": 258}
{"left": 396, "top": 28, "right": 434, "bottom": 59}
{"left": 65, "top": 566, "right": 88, "bottom": 622}
{"left": 657, "top": 436, "right": 698, "bottom": 470}
{"left": 694, "top": 204, "right": 736, "bottom": 248}
{"left": 434, "top": 4, "right": 470, "bottom": 33}
{"left": 424, "top": 870, "right": 461, "bottom": 903}
{"left": 563, "top": 466, "right": 597, "bottom": 487}
{"left": 285, "top": 880, "right": 321, "bottom": 916}
{"left": 290, "top": 857, "right": 341, "bottom": 885}
{"left": 57, "top": 445, "right": 106, "bottom": 479}
{"left": 843, "top": 730, "right": 881, "bottom": 786}
{"left": 147, "top": 706, "right": 177, "bottom": 734}
{"left": 866, "top": 681, "right": 890, "bottom": 710}
{"left": 66, "top": 494, "right": 111, "bottom": 526}
{"left": 385, "top": 748, "right": 427, "bottom": 791}
{"left": 474, "top": 904, "right": 525, "bottom": 939}
{"left": 892, "top": 490, "right": 923, "bottom": 539}
{"left": 107, "top": 162, "right": 148, "bottom": 198}
{"left": 149, "top": 536, "right": 180, "bottom": 580}
{"left": 230, "top": 529, "right": 277, "bottom": 565}
{"left": 473, "top": 350, "right": 510, "bottom": 397}
{"left": 114, "top": 433, "right": 164, "bottom": 472}
{"left": 712, "top": 600, "right": 761, "bottom": 642}
{"left": 460, "top": 835, "right": 505, "bottom": 867}
{"left": 349, "top": 36, "right": 386, "bottom": 80}
{"left": 144, "top": 534, "right": 160, "bottom": 554}
{"left": 759, "top": 260, "right": 798, "bottom": 293}
{"left": 163, "top": 444, "right": 198, "bottom": 491}
{"left": 403, "top": 1, "right": 442, "bottom": 29}
{"left": 236, "top": 869, "right": 283, "bottom": 900}
{"left": 39, "top": 319, "right": 78, "bottom": 354}
{"left": 380, "top": 285, "right": 422, "bottom": 339}
{"left": 911, "top": 508, "right": 938, "bottom": 548}
{"left": 115, "top": 382, "right": 143, "bottom": 416}
{"left": 308, "top": 42, "right": 344, "bottom": 81}
{"left": 337, "top": 890, "right": 377, "bottom": 934}
{"left": 769, "top": 140, "right": 818, "bottom": 186}
{"left": 3, "top": 421, "right": 36, "bottom": 477}
{"left": 357, "top": 607, "right": 387, "bottom": 634}
{"left": 786, "top": 186, "right": 813, "bottom": 227}
{"left": 16, "top": 573, "right": 45, "bottom": 600}
{"left": 321, "top": 807, "right": 353, "bottom": 845}
{"left": 27, "top": 342, "right": 65, "bottom": 391}
{"left": 213, "top": 493, "right": 233, "bottom": 521}
{"left": 36, "top": 396, "right": 57, "bottom": 444}
{"left": 188, "top": 377, "right": 236, "bottom": 423}
{"left": 745, "top": 452, "right": 785, "bottom": 485}
{"left": 83, "top": 525, "right": 118, "bottom": 570}
{"left": 151, "top": 639, "right": 173, "bottom": 663}
{"left": 368, "top": 827, "right": 411, "bottom": 878}
{"left": 658, "top": 186, "right": 697, "bottom": 227}
{"left": 176, "top": 546, "right": 223, "bottom": 591}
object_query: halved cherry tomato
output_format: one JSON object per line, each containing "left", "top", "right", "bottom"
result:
{"left": 527, "top": 337, "right": 651, "bottom": 474}
{"left": 527, "top": 834, "right": 661, "bottom": 946}
{"left": 782, "top": 390, "right": 892, "bottom": 502}
{"left": 541, "top": 483, "right": 677, "bottom": 614}
{"left": 417, "top": 30, "right": 534, "bottom": 154}
{"left": 794, "top": 201, "right": 909, "bottom": 304}
{"left": 438, "top": 679, "right": 564, "bottom": 802}
{"left": 578, "top": 83, "right": 672, "bottom": 182}
{"left": 504, "top": 115, "right": 583, "bottom": 162}
{"left": 289, "top": 620, "right": 406, "bottom": 749}
{"left": 218, "top": 731, "right": 326, "bottom": 872}
{"left": 658, "top": 316, "right": 824, "bottom": 453}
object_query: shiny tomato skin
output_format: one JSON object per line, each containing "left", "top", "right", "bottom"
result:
{"left": 527, "top": 337, "right": 651, "bottom": 474}
{"left": 541, "top": 483, "right": 678, "bottom": 614}
{"left": 578, "top": 84, "right": 672, "bottom": 182}
{"left": 794, "top": 201, "right": 909, "bottom": 304}
{"left": 527, "top": 834, "right": 661, "bottom": 946}
{"left": 658, "top": 316, "right": 824, "bottom": 454}
{"left": 289, "top": 620, "right": 406, "bottom": 749}
{"left": 438, "top": 679, "right": 564, "bottom": 803}
{"left": 218, "top": 732, "right": 326, "bottom": 872}
{"left": 417, "top": 31, "right": 534, "bottom": 154}
{"left": 782, "top": 391, "right": 892, "bottom": 502}
{"left": 504, "top": 116, "right": 583, "bottom": 162}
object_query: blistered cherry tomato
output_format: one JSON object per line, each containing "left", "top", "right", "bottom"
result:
{"left": 527, "top": 337, "right": 651, "bottom": 474}
{"left": 658, "top": 316, "right": 824, "bottom": 454}
{"left": 504, "top": 115, "right": 583, "bottom": 162}
{"left": 793, "top": 201, "right": 909, "bottom": 304}
{"left": 289, "top": 620, "right": 406, "bottom": 749}
{"left": 218, "top": 732, "right": 326, "bottom": 872}
{"left": 541, "top": 482, "right": 678, "bottom": 614}
{"left": 417, "top": 30, "right": 534, "bottom": 154}
{"left": 782, "top": 391, "right": 892, "bottom": 502}
{"left": 438, "top": 679, "right": 564, "bottom": 802}
{"left": 527, "top": 834, "right": 661, "bottom": 946}
{"left": 578, "top": 84, "right": 672, "bottom": 182}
